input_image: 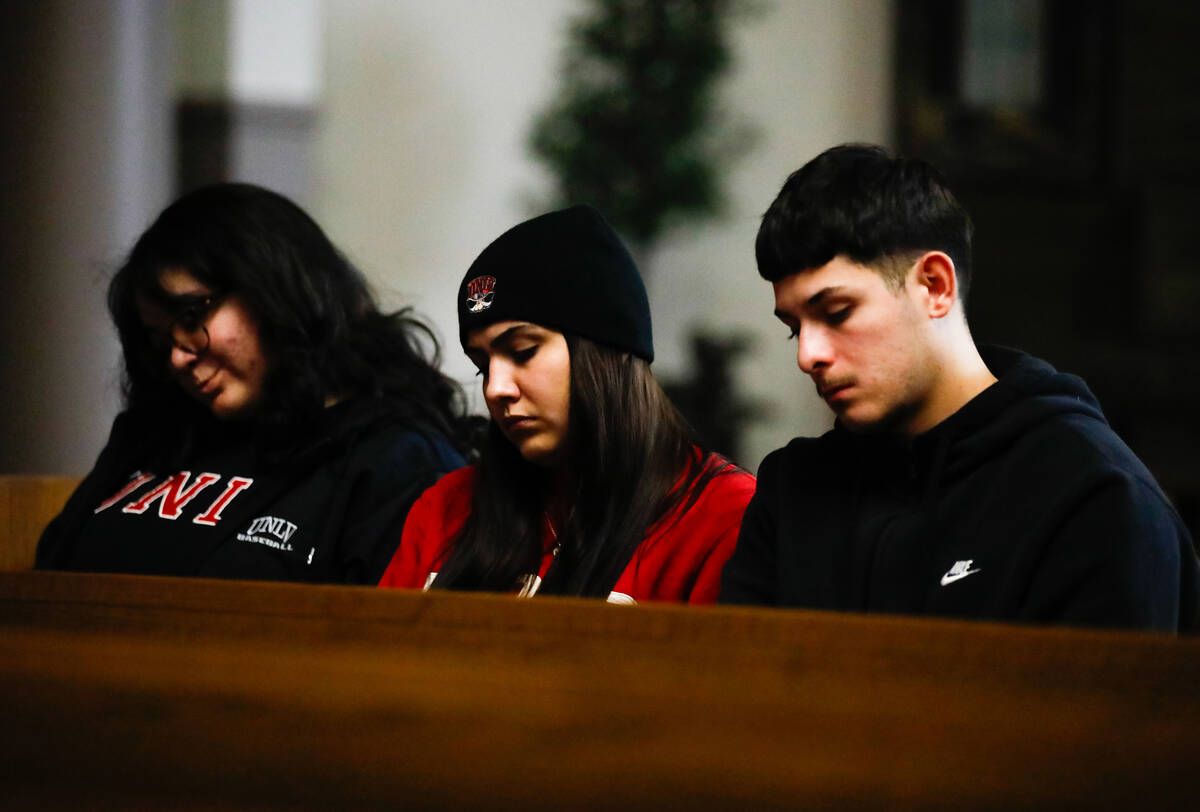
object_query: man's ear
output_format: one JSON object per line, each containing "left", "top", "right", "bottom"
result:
{"left": 909, "top": 251, "right": 957, "bottom": 318}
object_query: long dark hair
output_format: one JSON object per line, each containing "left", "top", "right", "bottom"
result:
{"left": 432, "top": 333, "right": 734, "bottom": 598}
{"left": 108, "top": 182, "right": 470, "bottom": 464}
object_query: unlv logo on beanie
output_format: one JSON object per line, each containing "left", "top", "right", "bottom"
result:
{"left": 466, "top": 275, "right": 496, "bottom": 312}
{"left": 456, "top": 205, "right": 654, "bottom": 362}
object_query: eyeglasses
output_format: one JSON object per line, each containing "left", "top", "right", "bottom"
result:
{"left": 143, "top": 294, "right": 223, "bottom": 371}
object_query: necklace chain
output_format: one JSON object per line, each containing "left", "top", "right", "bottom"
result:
{"left": 543, "top": 513, "right": 561, "bottom": 556}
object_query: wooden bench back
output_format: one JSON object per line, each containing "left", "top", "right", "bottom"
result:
{"left": 2, "top": 569, "right": 1199, "bottom": 809}
{"left": 0, "top": 475, "right": 79, "bottom": 570}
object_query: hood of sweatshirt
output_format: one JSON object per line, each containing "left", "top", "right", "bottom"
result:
{"left": 899, "top": 345, "right": 1110, "bottom": 490}
{"left": 813, "top": 346, "right": 1120, "bottom": 612}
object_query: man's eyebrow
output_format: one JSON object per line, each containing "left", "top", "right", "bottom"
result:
{"left": 774, "top": 285, "right": 849, "bottom": 320}
{"left": 806, "top": 286, "right": 847, "bottom": 306}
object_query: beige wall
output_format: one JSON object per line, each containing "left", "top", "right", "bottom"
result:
{"left": 312, "top": 0, "right": 893, "bottom": 469}
{"left": 1, "top": 0, "right": 891, "bottom": 474}
{"left": 0, "top": 0, "right": 172, "bottom": 475}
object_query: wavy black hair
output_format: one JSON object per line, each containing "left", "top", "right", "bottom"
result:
{"left": 108, "top": 182, "right": 471, "bottom": 464}
{"left": 756, "top": 143, "right": 974, "bottom": 301}
{"left": 430, "top": 334, "right": 735, "bottom": 598}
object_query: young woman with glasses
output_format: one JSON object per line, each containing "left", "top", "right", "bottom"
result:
{"left": 36, "top": 183, "right": 471, "bottom": 583}
{"left": 379, "top": 205, "right": 755, "bottom": 603}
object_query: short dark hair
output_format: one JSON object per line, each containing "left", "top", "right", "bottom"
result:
{"left": 755, "top": 144, "right": 974, "bottom": 300}
{"left": 108, "top": 182, "right": 469, "bottom": 461}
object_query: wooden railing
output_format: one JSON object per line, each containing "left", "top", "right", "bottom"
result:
{"left": 2, "top": 475, "right": 1198, "bottom": 808}
{"left": 2, "top": 569, "right": 1199, "bottom": 809}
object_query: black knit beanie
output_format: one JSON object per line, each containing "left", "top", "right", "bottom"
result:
{"left": 457, "top": 204, "right": 654, "bottom": 362}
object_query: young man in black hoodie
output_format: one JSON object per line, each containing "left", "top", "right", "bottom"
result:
{"left": 720, "top": 144, "right": 1200, "bottom": 631}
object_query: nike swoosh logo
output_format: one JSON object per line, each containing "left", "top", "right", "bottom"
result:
{"left": 940, "top": 568, "right": 982, "bottom": 586}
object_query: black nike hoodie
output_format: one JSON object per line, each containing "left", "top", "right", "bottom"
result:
{"left": 721, "top": 346, "right": 1200, "bottom": 631}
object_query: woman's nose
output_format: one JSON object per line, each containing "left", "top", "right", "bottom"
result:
{"left": 483, "top": 362, "right": 519, "bottom": 403}
{"left": 168, "top": 341, "right": 200, "bottom": 371}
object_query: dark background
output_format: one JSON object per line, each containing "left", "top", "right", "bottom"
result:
{"left": 895, "top": 0, "right": 1200, "bottom": 535}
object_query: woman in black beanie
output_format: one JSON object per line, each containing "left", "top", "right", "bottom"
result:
{"left": 379, "top": 205, "right": 754, "bottom": 603}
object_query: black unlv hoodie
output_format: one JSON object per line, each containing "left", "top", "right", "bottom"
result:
{"left": 36, "top": 398, "right": 464, "bottom": 585}
{"left": 721, "top": 347, "right": 1200, "bottom": 631}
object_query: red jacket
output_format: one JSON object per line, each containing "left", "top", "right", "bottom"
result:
{"left": 379, "top": 460, "right": 755, "bottom": 604}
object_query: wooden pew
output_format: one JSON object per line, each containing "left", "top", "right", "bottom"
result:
{"left": 0, "top": 475, "right": 79, "bottom": 570}
{"left": 2, "top": 570, "right": 1199, "bottom": 809}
